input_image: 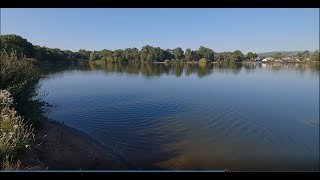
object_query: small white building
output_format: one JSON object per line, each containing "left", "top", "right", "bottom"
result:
{"left": 262, "top": 57, "right": 274, "bottom": 62}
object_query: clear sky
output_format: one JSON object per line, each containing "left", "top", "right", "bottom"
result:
{"left": 1, "top": 8, "right": 319, "bottom": 53}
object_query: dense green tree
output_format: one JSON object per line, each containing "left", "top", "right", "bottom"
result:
{"left": 0, "top": 34, "right": 34, "bottom": 58}
{"left": 155, "top": 47, "right": 165, "bottom": 62}
{"left": 33, "top": 45, "right": 45, "bottom": 61}
{"left": 216, "top": 52, "right": 232, "bottom": 62}
{"left": 197, "top": 46, "right": 214, "bottom": 62}
{"left": 246, "top": 52, "right": 254, "bottom": 61}
{"left": 124, "top": 48, "right": 140, "bottom": 63}
{"left": 89, "top": 52, "right": 98, "bottom": 62}
{"left": 113, "top": 49, "right": 125, "bottom": 63}
{"left": 216, "top": 53, "right": 224, "bottom": 62}
{"left": 230, "top": 50, "right": 244, "bottom": 62}
{"left": 140, "top": 45, "right": 158, "bottom": 63}
{"left": 79, "top": 49, "right": 91, "bottom": 60}
{"left": 1, "top": 34, "right": 89, "bottom": 63}
{"left": 106, "top": 56, "right": 115, "bottom": 63}
{"left": 173, "top": 47, "right": 184, "bottom": 61}
{"left": 99, "top": 49, "right": 113, "bottom": 62}
{"left": 191, "top": 50, "right": 200, "bottom": 62}
{"left": 185, "top": 48, "right": 192, "bottom": 61}
{"left": 140, "top": 46, "right": 148, "bottom": 62}
{"left": 164, "top": 49, "right": 174, "bottom": 60}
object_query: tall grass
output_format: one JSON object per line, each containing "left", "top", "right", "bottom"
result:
{"left": 1, "top": 155, "right": 30, "bottom": 170}
{"left": 0, "top": 90, "right": 35, "bottom": 163}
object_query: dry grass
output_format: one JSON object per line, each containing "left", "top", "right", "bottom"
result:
{"left": 0, "top": 90, "right": 35, "bottom": 163}
{"left": 1, "top": 156, "right": 26, "bottom": 171}
{"left": 1, "top": 155, "right": 30, "bottom": 170}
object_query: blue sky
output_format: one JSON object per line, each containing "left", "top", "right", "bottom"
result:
{"left": 1, "top": 8, "right": 319, "bottom": 53}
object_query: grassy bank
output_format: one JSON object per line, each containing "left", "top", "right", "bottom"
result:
{"left": 0, "top": 90, "right": 35, "bottom": 170}
{"left": 0, "top": 49, "right": 39, "bottom": 170}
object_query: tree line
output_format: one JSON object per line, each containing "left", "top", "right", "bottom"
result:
{"left": 1, "top": 34, "right": 258, "bottom": 64}
{"left": 1, "top": 34, "right": 318, "bottom": 64}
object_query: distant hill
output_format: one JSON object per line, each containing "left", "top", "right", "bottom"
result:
{"left": 258, "top": 51, "right": 315, "bottom": 57}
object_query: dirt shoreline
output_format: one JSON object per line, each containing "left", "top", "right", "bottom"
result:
{"left": 20, "top": 119, "right": 128, "bottom": 170}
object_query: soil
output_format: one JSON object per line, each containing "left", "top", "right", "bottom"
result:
{"left": 20, "top": 119, "right": 127, "bottom": 170}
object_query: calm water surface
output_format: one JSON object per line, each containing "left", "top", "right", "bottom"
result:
{"left": 38, "top": 62, "right": 319, "bottom": 171}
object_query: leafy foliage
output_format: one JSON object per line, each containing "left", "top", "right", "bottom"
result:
{"left": 185, "top": 48, "right": 192, "bottom": 61}
{"left": 216, "top": 51, "right": 244, "bottom": 62}
{"left": 0, "top": 49, "right": 37, "bottom": 95}
{"left": 1, "top": 34, "right": 275, "bottom": 64}
{"left": 246, "top": 52, "right": 254, "bottom": 60}
{"left": 0, "top": 34, "right": 34, "bottom": 58}
{"left": 164, "top": 59, "right": 170, "bottom": 64}
{"left": 197, "top": 46, "right": 214, "bottom": 62}
{"left": 198, "top": 58, "right": 208, "bottom": 63}
{"left": 173, "top": 47, "right": 184, "bottom": 61}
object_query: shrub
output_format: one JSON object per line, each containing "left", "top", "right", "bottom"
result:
{"left": 164, "top": 59, "right": 170, "bottom": 64}
{"left": 0, "top": 49, "right": 37, "bottom": 96}
{"left": 0, "top": 90, "right": 34, "bottom": 162}
{"left": 199, "top": 58, "right": 208, "bottom": 63}
{"left": 1, "top": 48, "right": 48, "bottom": 123}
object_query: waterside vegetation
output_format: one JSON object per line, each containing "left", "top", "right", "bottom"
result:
{"left": 2, "top": 34, "right": 318, "bottom": 65}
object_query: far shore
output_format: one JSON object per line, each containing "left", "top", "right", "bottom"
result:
{"left": 87, "top": 61, "right": 319, "bottom": 65}
{"left": 36, "top": 60, "right": 319, "bottom": 67}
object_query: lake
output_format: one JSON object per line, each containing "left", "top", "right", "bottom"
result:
{"left": 38, "top": 62, "right": 319, "bottom": 171}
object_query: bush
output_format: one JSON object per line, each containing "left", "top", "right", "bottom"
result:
{"left": 0, "top": 90, "right": 34, "bottom": 162}
{"left": 0, "top": 49, "right": 48, "bottom": 123}
{"left": 164, "top": 59, "right": 170, "bottom": 64}
{"left": 199, "top": 58, "right": 208, "bottom": 63}
{"left": 0, "top": 49, "right": 37, "bottom": 96}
